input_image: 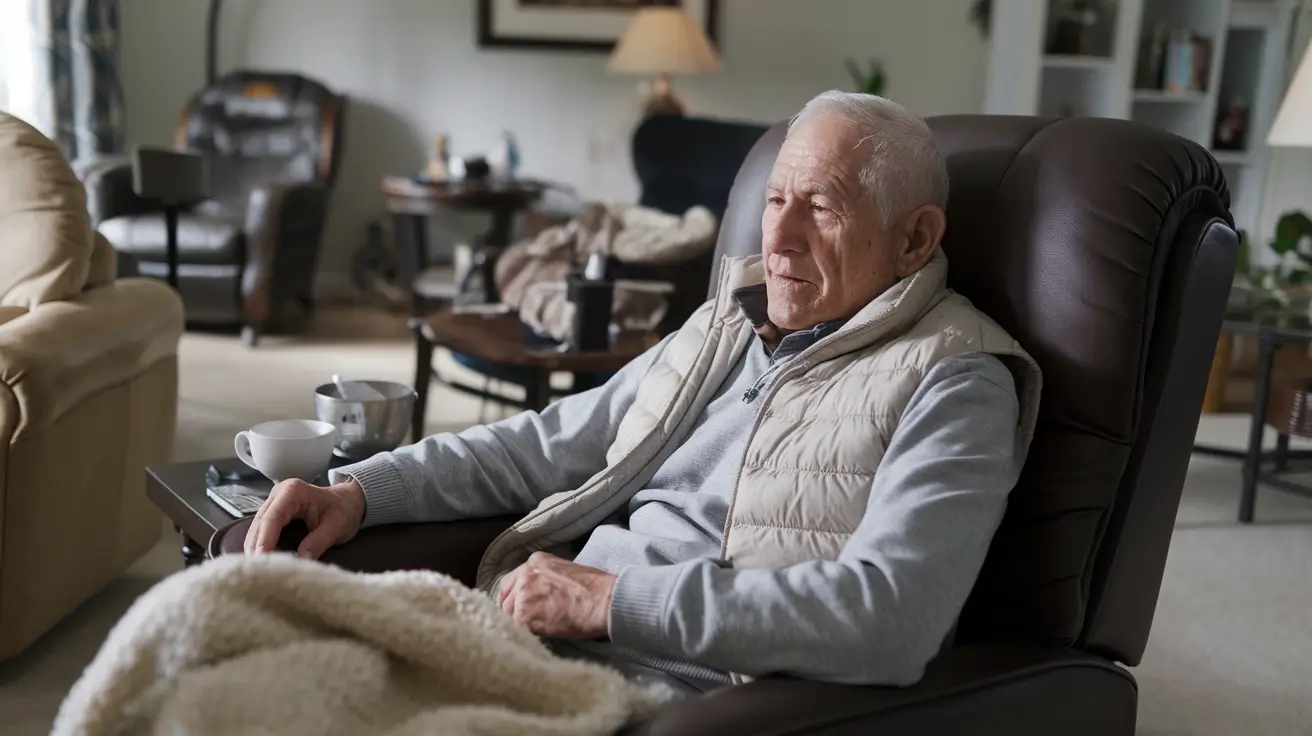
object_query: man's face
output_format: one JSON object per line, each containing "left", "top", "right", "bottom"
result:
{"left": 761, "top": 115, "right": 923, "bottom": 330}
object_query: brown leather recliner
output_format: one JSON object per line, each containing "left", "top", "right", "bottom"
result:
{"left": 212, "top": 114, "right": 1237, "bottom": 734}
{"left": 82, "top": 70, "right": 346, "bottom": 345}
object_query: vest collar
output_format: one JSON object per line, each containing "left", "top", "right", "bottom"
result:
{"left": 715, "top": 249, "right": 950, "bottom": 353}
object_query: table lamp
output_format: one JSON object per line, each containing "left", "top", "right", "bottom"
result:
{"left": 1269, "top": 37, "right": 1312, "bottom": 147}
{"left": 607, "top": 6, "right": 721, "bottom": 117}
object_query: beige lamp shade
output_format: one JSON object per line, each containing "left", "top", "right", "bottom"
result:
{"left": 1269, "top": 37, "right": 1312, "bottom": 147}
{"left": 607, "top": 7, "right": 721, "bottom": 76}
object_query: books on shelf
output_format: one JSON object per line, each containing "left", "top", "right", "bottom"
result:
{"left": 1137, "top": 23, "right": 1212, "bottom": 93}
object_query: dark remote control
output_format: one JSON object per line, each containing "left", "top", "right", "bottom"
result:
{"left": 206, "top": 459, "right": 269, "bottom": 488}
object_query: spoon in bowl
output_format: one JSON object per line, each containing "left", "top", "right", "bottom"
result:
{"left": 332, "top": 374, "right": 386, "bottom": 401}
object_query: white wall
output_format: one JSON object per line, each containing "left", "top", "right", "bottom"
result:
{"left": 1259, "top": 7, "right": 1312, "bottom": 261}
{"left": 118, "top": 0, "right": 988, "bottom": 295}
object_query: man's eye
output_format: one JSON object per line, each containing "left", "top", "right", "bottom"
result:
{"left": 810, "top": 202, "right": 827, "bottom": 212}
{"left": 768, "top": 196, "right": 785, "bottom": 206}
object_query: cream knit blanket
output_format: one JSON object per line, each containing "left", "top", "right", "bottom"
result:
{"left": 53, "top": 555, "right": 672, "bottom": 736}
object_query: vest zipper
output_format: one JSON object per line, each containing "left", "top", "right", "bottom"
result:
{"left": 741, "top": 358, "right": 786, "bottom": 403}
{"left": 716, "top": 268, "right": 940, "bottom": 558}
{"left": 718, "top": 358, "right": 812, "bottom": 558}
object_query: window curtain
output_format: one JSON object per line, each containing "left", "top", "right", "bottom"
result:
{"left": 26, "top": 0, "right": 124, "bottom": 160}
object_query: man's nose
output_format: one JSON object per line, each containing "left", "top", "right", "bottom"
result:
{"left": 764, "top": 204, "right": 809, "bottom": 255}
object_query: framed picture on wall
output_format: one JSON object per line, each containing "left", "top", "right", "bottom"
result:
{"left": 477, "top": 0, "right": 719, "bottom": 52}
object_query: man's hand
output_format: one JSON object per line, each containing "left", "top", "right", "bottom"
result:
{"left": 244, "top": 477, "right": 367, "bottom": 559}
{"left": 498, "top": 552, "right": 617, "bottom": 639}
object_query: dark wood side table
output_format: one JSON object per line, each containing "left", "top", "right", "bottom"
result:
{"left": 147, "top": 459, "right": 244, "bottom": 567}
{"left": 146, "top": 457, "right": 348, "bottom": 566}
{"left": 410, "top": 309, "right": 657, "bottom": 440}
{"left": 382, "top": 176, "right": 546, "bottom": 314}
{"left": 1192, "top": 303, "right": 1312, "bottom": 521}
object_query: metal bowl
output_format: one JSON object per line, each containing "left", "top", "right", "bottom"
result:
{"left": 313, "top": 380, "right": 416, "bottom": 461}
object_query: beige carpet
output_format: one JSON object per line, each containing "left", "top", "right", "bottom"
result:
{"left": 0, "top": 306, "right": 1309, "bottom": 734}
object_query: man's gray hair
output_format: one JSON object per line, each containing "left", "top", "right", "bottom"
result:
{"left": 789, "top": 91, "right": 949, "bottom": 228}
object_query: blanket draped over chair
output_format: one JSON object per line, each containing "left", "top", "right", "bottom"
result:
{"left": 497, "top": 202, "right": 717, "bottom": 342}
{"left": 53, "top": 555, "right": 671, "bottom": 736}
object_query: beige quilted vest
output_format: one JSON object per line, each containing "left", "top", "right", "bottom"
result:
{"left": 477, "top": 251, "right": 1042, "bottom": 589}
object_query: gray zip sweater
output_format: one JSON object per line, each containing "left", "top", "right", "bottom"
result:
{"left": 331, "top": 319, "right": 1022, "bottom": 688}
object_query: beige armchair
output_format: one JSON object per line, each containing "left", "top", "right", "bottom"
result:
{"left": 0, "top": 113, "right": 184, "bottom": 660}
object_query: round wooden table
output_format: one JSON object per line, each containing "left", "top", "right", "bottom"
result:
{"left": 410, "top": 308, "right": 657, "bottom": 439}
{"left": 382, "top": 176, "right": 546, "bottom": 309}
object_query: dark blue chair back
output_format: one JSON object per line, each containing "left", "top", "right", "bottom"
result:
{"left": 632, "top": 115, "right": 770, "bottom": 220}
{"left": 629, "top": 115, "right": 770, "bottom": 330}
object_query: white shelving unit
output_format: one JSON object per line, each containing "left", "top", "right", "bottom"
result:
{"left": 985, "top": 0, "right": 1297, "bottom": 241}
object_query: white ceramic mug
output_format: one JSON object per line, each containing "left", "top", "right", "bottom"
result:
{"left": 234, "top": 419, "right": 337, "bottom": 483}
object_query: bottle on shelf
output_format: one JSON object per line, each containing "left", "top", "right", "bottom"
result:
{"left": 1045, "top": 0, "right": 1110, "bottom": 57}
{"left": 426, "top": 135, "right": 450, "bottom": 182}
{"left": 489, "top": 131, "right": 520, "bottom": 180}
{"left": 1213, "top": 96, "right": 1250, "bottom": 152}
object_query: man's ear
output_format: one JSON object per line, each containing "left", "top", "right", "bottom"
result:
{"left": 895, "top": 205, "right": 947, "bottom": 278}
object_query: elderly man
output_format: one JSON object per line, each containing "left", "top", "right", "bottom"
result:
{"left": 247, "top": 91, "right": 1041, "bottom": 694}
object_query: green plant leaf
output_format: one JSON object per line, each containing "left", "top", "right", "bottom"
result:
{"left": 1271, "top": 210, "right": 1312, "bottom": 256}
{"left": 844, "top": 58, "right": 864, "bottom": 89}
{"left": 845, "top": 58, "right": 886, "bottom": 96}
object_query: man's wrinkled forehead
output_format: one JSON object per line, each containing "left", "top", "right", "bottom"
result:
{"left": 769, "top": 116, "right": 865, "bottom": 197}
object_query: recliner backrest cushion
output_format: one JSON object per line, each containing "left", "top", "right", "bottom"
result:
{"left": 0, "top": 113, "right": 94, "bottom": 307}
{"left": 180, "top": 71, "right": 340, "bottom": 199}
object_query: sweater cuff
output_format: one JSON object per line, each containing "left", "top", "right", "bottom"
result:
{"left": 328, "top": 454, "right": 411, "bottom": 528}
{"left": 608, "top": 563, "right": 687, "bottom": 655}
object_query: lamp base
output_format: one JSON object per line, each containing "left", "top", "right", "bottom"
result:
{"left": 643, "top": 90, "right": 685, "bottom": 117}
{"left": 641, "top": 74, "right": 684, "bottom": 117}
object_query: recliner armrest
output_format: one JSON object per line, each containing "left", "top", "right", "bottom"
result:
{"left": 243, "top": 181, "right": 329, "bottom": 251}
{"left": 632, "top": 642, "right": 1137, "bottom": 736}
{"left": 76, "top": 155, "right": 160, "bottom": 226}
{"left": 0, "top": 278, "right": 184, "bottom": 440}
{"left": 211, "top": 514, "right": 518, "bottom": 588}
{"left": 239, "top": 181, "right": 330, "bottom": 298}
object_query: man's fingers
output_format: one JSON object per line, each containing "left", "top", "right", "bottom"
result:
{"left": 296, "top": 519, "right": 340, "bottom": 560}
{"left": 498, "top": 567, "right": 522, "bottom": 608}
{"left": 500, "top": 583, "right": 517, "bottom": 618}
{"left": 244, "top": 508, "right": 263, "bottom": 555}
{"left": 253, "top": 484, "right": 306, "bottom": 553}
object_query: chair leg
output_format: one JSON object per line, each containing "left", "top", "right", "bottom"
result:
{"left": 478, "top": 377, "right": 492, "bottom": 425}
{"left": 410, "top": 320, "right": 434, "bottom": 442}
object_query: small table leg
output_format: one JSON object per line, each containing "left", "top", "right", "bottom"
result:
{"left": 1275, "top": 433, "right": 1291, "bottom": 471}
{"left": 525, "top": 370, "right": 552, "bottom": 414}
{"left": 181, "top": 533, "right": 207, "bottom": 567}
{"left": 411, "top": 319, "right": 435, "bottom": 442}
{"left": 1240, "top": 337, "right": 1277, "bottom": 523}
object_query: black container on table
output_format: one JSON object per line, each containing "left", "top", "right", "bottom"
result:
{"left": 566, "top": 275, "right": 614, "bottom": 352}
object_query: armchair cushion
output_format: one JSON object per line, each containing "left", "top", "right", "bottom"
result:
{"left": 0, "top": 278, "right": 184, "bottom": 438}
{"left": 0, "top": 113, "right": 95, "bottom": 307}
{"left": 86, "top": 231, "right": 120, "bottom": 288}
{"left": 0, "top": 307, "right": 25, "bottom": 329}
{"left": 99, "top": 210, "right": 244, "bottom": 266}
